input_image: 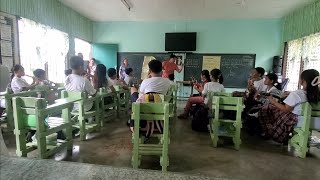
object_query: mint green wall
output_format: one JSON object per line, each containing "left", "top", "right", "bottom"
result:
{"left": 93, "top": 19, "right": 283, "bottom": 71}
{"left": 0, "top": 0, "right": 93, "bottom": 41}
{"left": 92, "top": 44, "right": 118, "bottom": 70}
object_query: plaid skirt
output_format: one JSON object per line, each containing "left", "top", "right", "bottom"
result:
{"left": 258, "top": 104, "right": 298, "bottom": 143}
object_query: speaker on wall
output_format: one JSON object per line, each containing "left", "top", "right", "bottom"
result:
{"left": 272, "top": 56, "right": 283, "bottom": 74}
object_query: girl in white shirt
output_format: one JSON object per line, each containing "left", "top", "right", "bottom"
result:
{"left": 255, "top": 73, "right": 283, "bottom": 104}
{"left": 11, "top": 65, "right": 38, "bottom": 93}
{"left": 258, "top": 69, "right": 320, "bottom": 144}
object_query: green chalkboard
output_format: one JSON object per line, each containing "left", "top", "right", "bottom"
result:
{"left": 117, "top": 53, "right": 171, "bottom": 80}
{"left": 184, "top": 54, "right": 256, "bottom": 88}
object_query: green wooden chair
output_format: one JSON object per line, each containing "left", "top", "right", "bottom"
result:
{"left": 115, "top": 86, "right": 130, "bottom": 118}
{"left": 213, "top": 92, "right": 233, "bottom": 97}
{"left": 3, "top": 88, "right": 38, "bottom": 131}
{"left": 131, "top": 102, "right": 170, "bottom": 172}
{"left": 289, "top": 102, "right": 320, "bottom": 158}
{"left": 209, "top": 96, "right": 244, "bottom": 150}
{"left": 98, "top": 88, "right": 118, "bottom": 126}
{"left": 12, "top": 97, "right": 73, "bottom": 158}
{"left": 61, "top": 91, "right": 101, "bottom": 141}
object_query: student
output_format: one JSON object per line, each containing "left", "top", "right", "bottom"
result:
{"left": 65, "top": 56, "right": 97, "bottom": 111}
{"left": 168, "top": 73, "right": 176, "bottom": 85}
{"left": 178, "top": 70, "right": 211, "bottom": 119}
{"left": 88, "top": 58, "right": 97, "bottom": 78}
{"left": 11, "top": 64, "right": 38, "bottom": 93}
{"left": 33, "top": 69, "right": 57, "bottom": 89}
{"left": 162, "top": 54, "right": 184, "bottom": 78}
{"left": 124, "top": 68, "right": 135, "bottom": 87}
{"left": 108, "top": 68, "right": 129, "bottom": 90}
{"left": 129, "top": 59, "right": 171, "bottom": 134}
{"left": 258, "top": 69, "right": 320, "bottom": 143}
{"left": 93, "top": 64, "right": 116, "bottom": 92}
{"left": 131, "top": 59, "right": 171, "bottom": 103}
{"left": 248, "top": 67, "right": 267, "bottom": 93}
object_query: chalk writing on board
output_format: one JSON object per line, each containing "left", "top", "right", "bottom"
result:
{"left": 185, "top": 59, "right": 200, "bottom": 68}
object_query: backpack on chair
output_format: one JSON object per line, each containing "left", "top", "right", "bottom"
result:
{"left": 190, "top": 104, "right": 210, "bottom": 132}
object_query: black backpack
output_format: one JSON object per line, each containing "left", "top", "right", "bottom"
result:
{"left": 190, "top": 104, "right": 210, "bottom": 132}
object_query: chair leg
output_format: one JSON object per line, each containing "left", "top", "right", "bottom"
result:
{"left": 211, "top": 121, "right": 219, "bottom": 147}
{"left": 15, "top": 130, "right": 27, "bottom": 157}
{"left": 37, "top": 134, "right": 47, "bottom": 159}
{"left": 66, "top": 126, "right": 73, "bottom": 155}
{"left": 233, "top": 127, "right": 241, "bottom": 150}
{"left": 79, "top": 117, "right": 86, "bottom": 141}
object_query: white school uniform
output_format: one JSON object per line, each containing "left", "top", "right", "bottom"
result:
{"left": 65, "top": 74, "right": 97, "bottom": 111}
{"left": 254, "top": 79, "right": 267, "bottom": 92}
{"left": 202, "top": 82, "right": 225, "bottom": 104}
{"left": 283, "top": 89, "right": 307, "bottom": 116}
{"left": 11, "top": 76, "right": 30, "bottom": 93}
{"left": 139, "top": 77, "right": 171, "bottom": 95}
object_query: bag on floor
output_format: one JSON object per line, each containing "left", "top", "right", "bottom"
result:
{"left": 190, "top": 104, "right": 210, "bottom": 132}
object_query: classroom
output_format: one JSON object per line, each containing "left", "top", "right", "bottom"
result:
{"left": 0, "top": 0, "right": 320, "bottom": 179}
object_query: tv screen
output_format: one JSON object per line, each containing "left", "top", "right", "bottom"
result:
{"left": 165, "top": 32, "right": 196, "bottom": 51}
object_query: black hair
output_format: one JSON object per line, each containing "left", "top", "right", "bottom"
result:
{"left": 70, "top": 56, "right": 84, "bottom": 70}
{"left": 148, "top": 60, "right": 162, "bottom": 74}
{"left": 91, "top": 58, "right": 96, "bottom": 62}
{"left": 95, "top": 64, "right": 107, "bottom": 89}
{"left": 300, "top": 69, "right": 320, "bottom": 104}
{"left": 170, "top": 54, "right": 177, "bottom": 59}
{"left": 265, "top": 73, "right": 281, "bottom": 90}
{"left": 210, "top": 69, "right": 224, "bottom": 84}
{"left": 108, "top": 68, "right": 117, "bottom": 78}
{"left": 201, "top": 70, "right": 211, "bottom": 82}
{"left": 11, "top": 64, "right": 23, "bottom": 79}
{"left": 33, "top": 69, "right": 45, "bottom": 79}
{"left": 64, "top": 69, "right": 72, "bottom": 76}
{"left": 125, "top": 68, "right": 133, "bottom": 76}
{"left": 168, "top": 74, "right": 175, "bottom": 81}
{"left": 255, "top": 67, "right": 265, "bottom": 77}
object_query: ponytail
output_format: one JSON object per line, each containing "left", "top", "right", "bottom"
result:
{"left": 210, "top": 69, "right": 223, "bottom": 84}
{"left": 300, "top": 69, "right": 320, "bottom": 104}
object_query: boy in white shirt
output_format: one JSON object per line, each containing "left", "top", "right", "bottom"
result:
{"left": 65, "top": 56, "right": 97, "bottom": 111}
{"left": 131, "top": 60, "right": 171, "bottom": 102}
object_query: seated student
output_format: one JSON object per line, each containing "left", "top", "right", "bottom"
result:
{"left": 255, "top": 73, "right": 283, "bottom": 104}
{"left": 11, "top": 64, "right": 38, "bottom": 93}
{"left": 178, "top": 70, "right": 212, "bottom": 119}
{"left": 247, "top": 67, "right": 267, "bottom": 94}
{"left": 124, "top": 68, "right": 136, "bottom": 87}
{"left": 258, "top": 69, "right": 320, "bottom": 144}
{"left": 93, "top": 64, "right": 116, "bottom": 93}
{"left": 129, "top": 60, "right": 171, "bottom": 135}
{"left": 168, "top": 74, "right": 176, "bottom": 86}
{"left": 33, "top": 69, "right": 58, "bottom": 102}
{"left": 65, "top": 56, "right": 97, "bottom": 112}
{"left": 107, "top": 68, "right": 129, "bottom": 90}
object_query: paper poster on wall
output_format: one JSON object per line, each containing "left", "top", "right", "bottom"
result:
{"left": 202, "top": 56, "right": 221, "bottom": 70}
{"left": 141, "top": 56, "right": 156, "bottom": 80}
{"left": 0, "top": 24, "right": 12, "bottom": 41}
{"left": 0, "top": 40, "right": 13, "bottom": 56}
{"left": 1, "top": 56, "right": 14, "bottom": 69}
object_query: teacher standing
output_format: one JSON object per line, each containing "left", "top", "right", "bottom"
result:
{"left": 162, "top": 54, "right": 184, "bottom": 78}
{"left": 119, "top": 58, "right": 130, "bottom": 80}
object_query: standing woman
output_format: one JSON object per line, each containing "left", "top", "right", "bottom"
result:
{"left": 88, "top": 58, "right": 97, "bottom": 78}
{"left": 119, "top": 58, "right": 130, "bottom": 80}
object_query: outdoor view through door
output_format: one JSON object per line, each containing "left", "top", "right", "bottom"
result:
{"left": 18, "top": 18, "right": 69, "bottom": 83}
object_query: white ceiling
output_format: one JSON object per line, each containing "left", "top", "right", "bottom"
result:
{"left": 59, "top": 0, "right": 316, "bottom": 21}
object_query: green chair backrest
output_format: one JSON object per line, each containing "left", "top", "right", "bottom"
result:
{"left": 212, "top": 96, "right": 243, "bottom": 111}
{"left": 61, "top": 91, "right": 87, "bottom": 99}
{"left": 132, "top": 103, "right": 169, "bottom": 121}
{"left": 311, "top": 103, "right": 320, "bottom": 118}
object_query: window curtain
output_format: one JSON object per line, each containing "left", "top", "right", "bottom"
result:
{"left": 286, "top": 32, "right": 320, "bottom": 91}
{"left": 283, "top": 0, "right": 320, "bottom": 42}
{"left": 19, "top": 18, "right": 69, "bottom": 83}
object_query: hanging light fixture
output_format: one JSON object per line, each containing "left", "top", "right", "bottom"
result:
{"left": 121, "top": 0, "right": 131, "bottom": 11}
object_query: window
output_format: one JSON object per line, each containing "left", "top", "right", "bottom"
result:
{"left": 75, "top": 38, "right": 91, "bottom": 61}
{"left": 285, "top": 32, "right": 320, "bottom": 91}
{"left": 18, "top": 18, "right": 69, "bottom": 83}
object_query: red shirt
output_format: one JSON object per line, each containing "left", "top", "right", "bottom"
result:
{"left": 162, "top": 60, "right": 179, "bottom": 78}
